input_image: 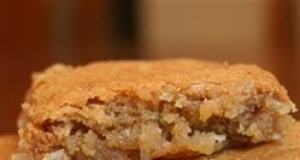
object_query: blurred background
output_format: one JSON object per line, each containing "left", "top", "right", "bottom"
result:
{"left": 0, "top": 0, "right": 299, "bottom": 134}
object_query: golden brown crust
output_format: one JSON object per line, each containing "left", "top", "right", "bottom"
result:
{"left": 17, "top": 59, "right": 297, "bottom": 159}
{"left": 22, "top": 59, "right": 293, "bottom": 126}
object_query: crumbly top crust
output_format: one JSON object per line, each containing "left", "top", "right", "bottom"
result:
{"left": 21, "top": 59, "right": 293, "bottom": 125}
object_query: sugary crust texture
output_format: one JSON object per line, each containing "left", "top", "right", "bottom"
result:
{"left": 20, "top": 59, "right": 293, "bottom": 126}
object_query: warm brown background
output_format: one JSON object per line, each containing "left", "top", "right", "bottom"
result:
{"left": 0, "top": 0, "right": 299, "bottom": 134}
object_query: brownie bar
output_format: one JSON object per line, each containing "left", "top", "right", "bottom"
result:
{"left": 16, "top": 59, "right": 297, "bottom": 160}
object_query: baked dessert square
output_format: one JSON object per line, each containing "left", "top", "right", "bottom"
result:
{"left": 15, "top": 59, "right": 297, "bottom": 160}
